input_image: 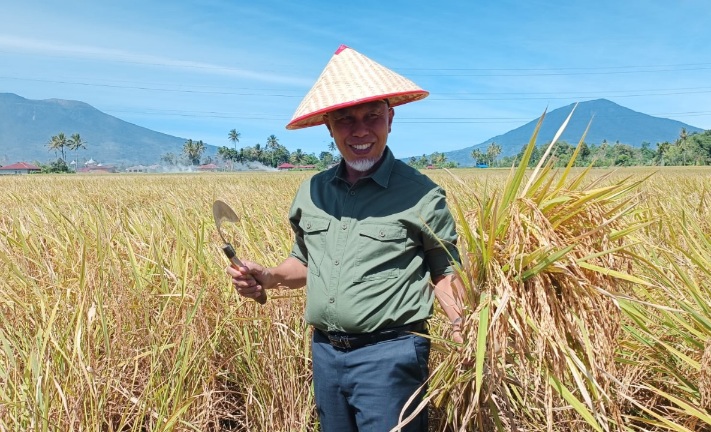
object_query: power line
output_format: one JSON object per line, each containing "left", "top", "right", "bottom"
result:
{"left": 431, "top": 89, "right": 711, "bottom": 101}
{"left": 90, "top": 107, "right": 711, "bottom": 123}
{"left": 436, "top": 86, "right": 711, "bottom": 96}
{"left": 0, "top": 76, "right": 302, "bottom": 97}
{"left": 3, "top": 48, "right": 710, "bottom": 75}
{"left": 3, "top": 75, "right": 711, "bottom": 101}
{"left": 400, "top": 62, "right": 711, "bottom": 72}
{"left": 406, "top": 66, "right": 711, "bottom": 77}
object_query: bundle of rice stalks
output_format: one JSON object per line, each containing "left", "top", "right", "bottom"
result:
{"left": 426, "top": 106, "right": 651, "bottom": 431}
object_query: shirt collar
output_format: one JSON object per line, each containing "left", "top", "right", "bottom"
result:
{"left": 332, "top": 146, "right": 394, "bottom": 188}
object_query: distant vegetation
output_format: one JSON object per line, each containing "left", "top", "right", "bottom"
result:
{"left": 31, "top": 126, "right": 711, "bottom": 174}
{"left": 42, "top": 132, "right": 88, "bottom": 173}
{"left": 409, "top": 128, "right": 711, "bottom": 169}
{"left": 166, "top": 130, "right": 341, "bottom": 170}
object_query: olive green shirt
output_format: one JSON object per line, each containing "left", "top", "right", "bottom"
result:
{"left": 288, "top": 147, "right": 460, "bottom": 333}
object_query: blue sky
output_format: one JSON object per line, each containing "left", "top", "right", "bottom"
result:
{"left": 1, "top": 0, "right": 710, "bottom": 159}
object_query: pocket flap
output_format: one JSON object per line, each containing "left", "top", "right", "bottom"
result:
{"left": 300, "top": 216, "right": 330, "bottom": 233}
{"left": 359, "top": 224, "right": 406, "bottom": 241}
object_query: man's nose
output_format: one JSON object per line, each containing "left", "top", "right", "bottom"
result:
{"left": 351, "top": 118, "right": 369, "bottom": 137}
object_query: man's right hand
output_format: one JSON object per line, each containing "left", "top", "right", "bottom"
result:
{"left": 226, "top": 260, "right": 271, "bottom": 301}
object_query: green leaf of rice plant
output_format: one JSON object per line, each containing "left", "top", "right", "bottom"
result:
{"left": 649, "top": 386, "right": 711, "bottom": 426}
{"left": 474, "top": 298, "right": 490, "bottom": 401}
{"left": 548, "top": 372, "right": 603, "bottom": 432}
{"left": 498, "top": 110, "right": 545, "bottom": 223}
{"left": 577, "top": 261, "right": 653, "bottom": 286}
{"left": 522, "top": 103, "right": 578, "bottom": 196}
{"left": 520, "top": 244, "right": 576, "bottom": 281}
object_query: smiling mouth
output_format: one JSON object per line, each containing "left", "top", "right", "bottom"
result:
{"left": 350, "top": 143, "right": 373, "bottom": 154}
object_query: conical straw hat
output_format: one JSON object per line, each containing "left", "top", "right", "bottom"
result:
{"left": 286, "top": 45, "right": 429, "bottom": 130}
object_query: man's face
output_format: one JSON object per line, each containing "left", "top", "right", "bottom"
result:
{"left": 323, "top": 100, "right": 394, "bottom": 173}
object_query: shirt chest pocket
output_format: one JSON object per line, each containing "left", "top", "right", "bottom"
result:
{"left": 354, "top": 223, "right": 408, "bottom": 282}
{"left": 300, "top": 216, "right": 331, "bottom": 276}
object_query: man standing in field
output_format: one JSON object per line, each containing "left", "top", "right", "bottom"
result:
{"left": 227, "top": 45, "right": 463, "bottom": 432}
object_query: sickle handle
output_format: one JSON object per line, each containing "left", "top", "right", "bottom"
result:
{"left": 222, "top": 244, "right": 268, "bottom": 305}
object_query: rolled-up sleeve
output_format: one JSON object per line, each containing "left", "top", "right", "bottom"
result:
{"left": 421, "top": 188, "right": 460, "bottom": 278}
{"left": 288, "top": 193, "right": 308, "bottom": 265}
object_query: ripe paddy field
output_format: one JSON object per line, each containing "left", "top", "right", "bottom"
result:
{"left": 1, "top": 166, "right": 709, "bottom": 431}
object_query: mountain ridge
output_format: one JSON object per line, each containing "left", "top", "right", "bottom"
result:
{"left": 0, "top": 93, "right": 704, "bottom": 167}
{"left": 432, "top": 99, "right": 703, "bottom": 166}
{"left": 0, "top": 93, "right": 215, "bottom": 165}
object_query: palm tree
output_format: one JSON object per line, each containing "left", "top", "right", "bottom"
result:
{"left": 486, "top": 142, "right": 502, "bottom": 167}
{"left": 218, "top": 146, "right": 238, "bottom": 165}
{"left": 67, "top": 133, "right": 86, "bottom": 172}
{"left": 228, "top": 129, "right": 241, "bottom": 150}
{"left": 47, "top": 132, "right": 68, "bottom": 162}
{"left": 182, "top": 139, "right": 206, "bottom": 165}
{"left": 290, "top": 148, "right": 305, "bottom": 165}
{"left": 471, "top": 149, "right": 484, "bottom": 166}
{"left": 195, "top": 140, "right": 206, "bottom": 164}
{"left": 266, "top": 135, "right": 279, "bottom": 167}
{"left": 678, "top": 128, "right": 688, "bottom": 166}
{"left": 431, "top": 152, "right": 446, "bottom": 168}
{"left": 253, "top": 143, "right": 264, "bottom": 164}
{"left": 47, "top": 135, "right": 60, "bottom": 159}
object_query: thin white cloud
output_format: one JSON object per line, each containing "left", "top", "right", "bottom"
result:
{"left": 0, "top": 35, "right": 311, "bottom": 86}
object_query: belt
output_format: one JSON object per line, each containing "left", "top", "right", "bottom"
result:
{"left": 316, "top": 321, "right": 428, "bottom": 351}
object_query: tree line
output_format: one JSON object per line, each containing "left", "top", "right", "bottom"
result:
{"left": 503, "top": 128, "right": 711, "bottom": 168}
{"left": 43, "top": 132, "right": 87, "bottom": 173}
{"left": 408, "top": 128, "right": 711, "bottom": 169}
{"left": 161, "top": 129, "right": 340, "bottom": 170}
{"left": 41, "top": 126, "right": 711, "bottom": 174}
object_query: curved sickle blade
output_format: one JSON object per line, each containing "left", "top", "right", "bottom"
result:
{"left": 212, "top": 199, "right": 267, "bottom": 305}
{"left": 213, "top": 200, "right": 240, "bottom": 237}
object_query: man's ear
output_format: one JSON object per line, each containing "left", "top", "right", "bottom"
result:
{"left": 323, "top": 115, "right": 333, "bottom": 137}
{"left": 388, "top": 107, "right": 394, "bottom": 133}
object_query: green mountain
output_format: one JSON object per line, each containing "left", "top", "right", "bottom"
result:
{"left": 0, "top": 93, "right": 216, "bottom": 165}
{"left": 1, "top": 94, "right": 704, "bottom": 167}
{"left": 433, "top": 99, "right": 704, "bottom": 167}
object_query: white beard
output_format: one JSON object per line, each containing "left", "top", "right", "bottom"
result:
{"left": 346, "top": 158, "right": 378, "bottom": 172}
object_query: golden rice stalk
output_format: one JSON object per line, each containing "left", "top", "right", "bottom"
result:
{"left": 427, "top": 107, "right": 651, "bottom": 431}
{"left": 616, "top": 200, "right": 711, "bottom": 430}
{"left": 700, "top": 342, "right": 711, "bottom": 411}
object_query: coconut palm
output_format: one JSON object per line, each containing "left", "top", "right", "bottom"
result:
{"left": 47, "top": 132, "right": 68, "bottom": 162}
{"left": 228, "top": 129, "right": 241, "bottom": 150}
{"left": 182, "top": 139, "right": 206, "bottom": 166}
{"left": 67, "top": 133, "right": 86, "bottom": 172}
{"left": 471, "top": 149, "right": 485, "bottom": 166}
{"left": 486, "top": 141, "right": 502, "bottom": 166}
{"left": 289, "top": 148, "right": 304, "bottom": 165}
{"left": 430, "top": 152, "right": 446, "bottom": 168}
{"left": 678, "top": 127, "right": 688, "bottom": 166}
{"left": 266, "top": 135, "right": 280, "bottom": 167}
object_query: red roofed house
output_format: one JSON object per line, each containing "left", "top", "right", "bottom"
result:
{"left": 77, "top": 164, "right": 116, "bottom": 174}
{"left": 277, "top": 163, "right": 295, "bottom": 170}
{"left": 197, "top": 163, "right": 219, "bottom": 172}
{"left": 0, "top": 162, "right": 41, "bottom": 175}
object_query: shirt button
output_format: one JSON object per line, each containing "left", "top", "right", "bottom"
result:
{"left": 334, "top": 260, "right": 339, "bottom": 266}
{"left": 306, "top": 222, "right": 312, "bottom": 229}
{"left": 350, "top": 191, "right": 356, "bottom": 196}
{"left": 341, "top": 223, "right": 347, "bottom": 230}
{"left": 329, "top": 298, "right": 335, "bottom": 303}
{"left": 379, "top": 231, "right": 386, "bottom": 238}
